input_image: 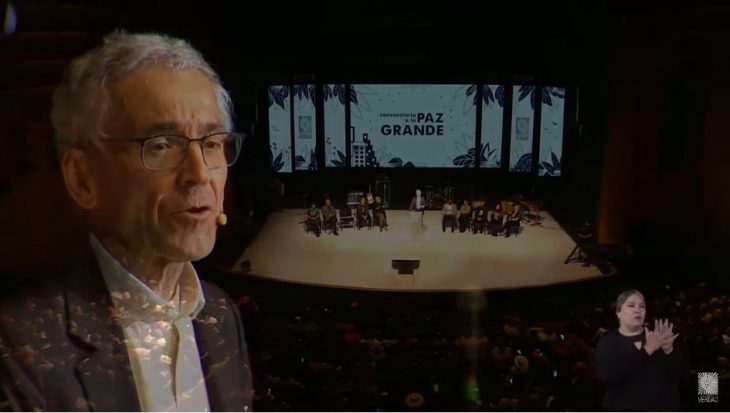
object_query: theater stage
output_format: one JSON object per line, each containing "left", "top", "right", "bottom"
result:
{"left": 233, "top": 209, "right": 606, "bottom": 292}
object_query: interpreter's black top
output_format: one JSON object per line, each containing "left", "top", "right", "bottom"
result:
{"left": 597, "top": 329, "right": 689, "bottom": 411}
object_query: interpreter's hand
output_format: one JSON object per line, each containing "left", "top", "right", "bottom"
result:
{"left": 644, "top": 319, "right": 678, "bottom": 355}
{"left": 655, "top": 318, "right": 678, "bottom": 354}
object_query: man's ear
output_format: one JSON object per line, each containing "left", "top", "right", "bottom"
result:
{"left": 61, "top": 148, "right": 98, "bottom": 210}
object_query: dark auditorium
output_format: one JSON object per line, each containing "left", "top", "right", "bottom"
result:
{"left": 0, "top": 0, "right": 728, "bottom": 411}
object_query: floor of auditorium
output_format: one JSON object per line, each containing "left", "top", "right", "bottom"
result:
{"left": 234, "top": 209, "right": 606, "bottom": 291}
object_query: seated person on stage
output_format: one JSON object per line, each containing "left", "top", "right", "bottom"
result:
{"left": 504, "top": 204, "right": 522, "bottom": 237}
{"left": 372, "top": 196, "right": 388, "bottom": 231}
{"left": 321, "top": 198, "right": 339, "bottom": 235}
{"left": 442, "top": 198, "right": 457, "bottom": 232}
{"left": 457, "top": 199, "right": 472, "bottom": 233}
{"left": 487, "top": 203, "right": 505, "bottom": 236}
{"left": 471, "top": 200, "right": 486, "bottom": 234}
{"left": 409, "top": 188, "right": 426, "bottom": 227}
{"left": 305, "top": 202, "right": 322, "bottom": 236}
{"left": 366, "top": 192, "right": 375, "bottom": 210}
{"left": 356, "top": 197, "right": 372, "bottom": 229}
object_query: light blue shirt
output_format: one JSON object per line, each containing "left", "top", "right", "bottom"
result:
{"left": 89, "top": 234, "right": 210, "bottom": 412}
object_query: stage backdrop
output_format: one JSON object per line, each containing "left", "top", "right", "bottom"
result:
{"left": 538, "top": 87, "right": 566, "bottom": 176}
{"left": 324, "top": 84, "right": 347, "bottom": 168}
{"left": 268, "top": 85, "right": 292, "bottom": 173}
{"left": 293, "top": 84, "right": 317, "bottom": 171}
{"left": 266, "top": 83, "right": 566, "bottom": 173}
{"left": 349, "top": 84, "right": 477, "bottom": 168}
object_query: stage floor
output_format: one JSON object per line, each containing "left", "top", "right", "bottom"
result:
{"left": 234, "top": 209, "right": 606, "bottom": 292}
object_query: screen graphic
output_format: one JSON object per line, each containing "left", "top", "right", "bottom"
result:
{"left": 538, "top": 87, "right": 565, "bottom": 176}
{"left": 349, "top": 84, "right": 477, "bottom": 168}
{"left": 293, "top": 84, "right": 317, "bottom": 171}
{"left": 509, "top": 85, "right": 536, "bottom": 172}
{"left": 324, "top": 84, "right": 347, "bottom": 167}
{"left": 268, "top": 85, "right": 292, "bottom": 173}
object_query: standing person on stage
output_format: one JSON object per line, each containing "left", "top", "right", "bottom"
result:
{"left": 457, "top": 199, "right": 472, "bottom": 233}
{"left": 442, "top": 198, "right": 457, "bottom": 232}
{"left": 597, "top": 289, "right": 689, "bottom": 411}
{"left": 409, "top": 188, "right": 426, "bottom": 228}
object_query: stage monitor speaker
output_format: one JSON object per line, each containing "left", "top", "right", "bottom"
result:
{"left": 392, "top": 259, "right": 420, "bottom": 275}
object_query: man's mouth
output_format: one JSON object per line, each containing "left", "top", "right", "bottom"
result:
{"left": 179, "top": 206, "right": 213, "bottom": 220}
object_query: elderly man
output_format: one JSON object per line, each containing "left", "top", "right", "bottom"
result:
{"left": 0, "top": 31, "right": 252, "bottom": 411}
{"left": 408, "top": 188, "right": 426, "bottom": 228}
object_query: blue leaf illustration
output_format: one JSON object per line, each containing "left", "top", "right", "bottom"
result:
{"left": 518, "top": 86, "right": 536, "bottom": 109}
{"left": 482, "top": 86, "right": 495, "bottom": 106}
{"left": 323, "top": 85, "right": 332, "bottom": 101}
{"left": 269, "top": 87, "right": 287, "bottom": 110}
{"left": 550, "top": 87, "right": 565, "bottom": 98}
{"left": 512, "top": 152, "right": 533, "bottom": 172}
{"left": 479, "top": 142, "right": 496, "bottom": 162}
{"left": 331, "top": 150, "right": 346, "bottom": 167}
{"left": 294, "top": 85, "right": 306, "bottom": 100}
{"left": 308, "top": 85, "right": 316, "bottom": 101}
{"left": 466, "top": 84, "right": 476, "bottom": 96}
{"left": 495, "top": 85, "right": 505, "bottom": 107}
{"left": 518, "top": 86, "right": 532, "bottom": 101}
{"left": 403, "top": 161, "right": 415, "bottom": 168}
{"left": 542, "top": 88, "right": 553, "bottom": 106}
{"left": 272, "top": 151, "right": 285, "bottom": 172}
{"left": 348, "top": 85, "right": 358, "bottom": 104}
{"left": 540, "top": 151, "right": 562, "bottom": 176}
{"left": 541, "top": 161, "right": 555, "bottom": 175}
{"left": 388, "top": 157, "right": 403, "bottom": 168}
{"left": 551, "top": 151, "right": 561, "bottom": 170}
{"left": 453, "top": 154, "right": 473, "bottom": 167}
{"left": 270, "top": 86, "right": 288, "bottom": 110}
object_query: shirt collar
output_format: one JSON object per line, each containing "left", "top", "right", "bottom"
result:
{"left": 89, "top": 233, "right": 206, "bottom": 326}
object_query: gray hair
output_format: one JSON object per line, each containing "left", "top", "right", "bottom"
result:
{"left": 50, "top": 30, "right": 233, "bottom": 157}
{"left": 615, "top": 289, "right": 645, "bottom": 313}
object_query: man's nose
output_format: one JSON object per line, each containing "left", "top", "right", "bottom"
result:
{"left": 178, "top": 143, "right": 211, "bottom": 186}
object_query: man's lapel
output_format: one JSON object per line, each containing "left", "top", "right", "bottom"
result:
{"left": 195, "top": 309, "right": 233, "bottom": 411}
{"left": 193, "top": 291, "right": 253, "bottom": 412}
{"left": 64, "top": 253, "right": 140, "bottom": 412}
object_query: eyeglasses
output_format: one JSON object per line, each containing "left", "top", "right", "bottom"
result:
{"left": 101, "top": 132, "right": 244, "bottom": 171}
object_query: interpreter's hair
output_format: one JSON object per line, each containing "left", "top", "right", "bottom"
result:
{"left": 50, "top": 30, "right": 233, "bottom": 158}
{"left": 615, "top": 289, "right": 645, "bottom": 313}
